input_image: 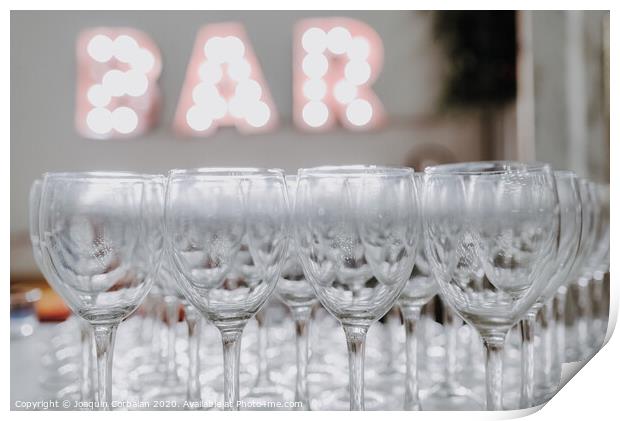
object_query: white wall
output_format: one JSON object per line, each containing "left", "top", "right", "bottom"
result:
{"left": 11, "top": 11, "right": 484, "bottom": 274}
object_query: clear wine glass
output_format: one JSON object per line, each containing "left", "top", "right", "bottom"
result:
{"left": 29, "top": 179, "right": 96, "bottom": 404}
{"left": 533, "top": 171, "right": 585, "bottom": 403}
{"left": 164, "top": 168, "right": 289, "bottom": 411}
{"left": 517, "top": 170, "right": 582, "bottom": 407}
{"left": 182, "top": 301, "right": 204, "bottom": 407}
{"left": 565, "top": 179, "right": 601, "bottom": 362}
{"left": 294, "top": 165, "right": 418, "bottom": 410}
{"left": 275, "top": 175, "right": 318, "bottom": 410}
{"left": 397, "top": 174, "right": 438, "bottom": 410}
{"left": 38, "top": 172, "right": 163, "bottom": 409}
{"left": 555, "top": 178, "right": 595, "bottom": 364}
{"left": 423, "top": 161, "right": 559, "bottom": 410}
{"left": 589, "top": 183, "right": 609, "bottom": 347}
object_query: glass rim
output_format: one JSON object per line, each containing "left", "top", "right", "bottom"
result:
{"left": 42, "top": 171, "right": 163, "bottom": 182}
{"left": 168, "top": 167, "right": 285, "bottom": 178}
{"left": 298, "top": 165, "right": 414, "bottom": 178}
{"left": 425, "top": 161, "right": 550, "bottom": 175}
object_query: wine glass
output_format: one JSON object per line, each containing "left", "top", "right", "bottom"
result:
{"left": 275, "top": 175, "right": 318, "bottom": 409}
{"left": 423, "top": 161, "right": 559, "bottom": 410}
{"left": 38, "top": 172, "right": 163, "bottom": 409}
{"left": 183, "top": 302, "right": 205, "bottom": 407}
{"left": 397, "top": 173, "right": 438, "bottom": 410}
{"left": 555, "top": 178, "right": 594, "bottom": 364}
{"left": 565, "top": 179, "right": 601, "bottom": 362}
{"left": 589, "top": 183, "right": 610, "bottom": 347}
{"left": 30, "top": 179, "right": 96, "bottom": 404}
{"left": 575, "top": 182, "right": 610, "bottom": 355}
{"left": 532, "top": 171, "right": 584, "bottom": 403}
{"left": 164, "top": 168, "right": 289, "bottom": 411}
{"left": 517, "top": 170, "right": 582, "bottom": 407}
{"left": 294, "top": 165, "right": 418, "bottom": 410}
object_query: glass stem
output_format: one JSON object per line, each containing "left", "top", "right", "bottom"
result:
{"left": 554, "top": 288, "right": 568, "bottom": 363}
{"left": 78, "top": 320, "right": 93, "bottom": 403}
{"left": 164, "top": 296, "right": 180, "bottom": 385}
{"left": 520, "top": 311, "right": 536, "bottom": 408}
{"left": 383, "top": 310, "right": 399, "bottom": 373}
{"left": 482, "top": 334, "right": 506, "bottom": 411}
{"left": 139, "top": 299, "right": 153, "bottom": 345}
{"left": 540, "top": 299, "right": 559, "bottom": 394}
{"left": 343, "top": 324, "right": 369, "bottom": 411}
{"left": 576, "top": 277, "right": 592, "bottom": 357}
{"left": 444, "top": 306, "right": 460, "bottom": 390}
{"left": 254, "top": 311, "right": 270, "bottom": 387}
{"left": 292, "top": 307, "right": 312, "bottom": 410}
{"left": 401, "top": 305, "right": 422, "bottom": 410}
{"left": 184, "top": 303, "right": 202, "bottom": 404}
{"left": 93, "top": 324, "right": 118, "bottom": 410}
{"left": 220, "top": 327, "right": 244, "bottom": 411}
{"left": 591, "top": 273, "right": 605, "bottom": 341}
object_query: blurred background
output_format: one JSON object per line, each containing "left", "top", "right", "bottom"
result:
{"left": 10, "top": 10, "right": 609, "bottom": 320}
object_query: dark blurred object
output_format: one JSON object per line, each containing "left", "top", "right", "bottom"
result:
{"left": 433, "top": 11, "right": 517, "bottom": 108}
{"left": 11, "top": 285, "right": 41, "bottom": 338}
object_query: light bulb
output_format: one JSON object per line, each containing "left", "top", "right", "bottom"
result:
{"left": 186, "top": 105, "right": 213, "bottom": 131}
{"left": 113, "top": 35, "right": 139, "bottom": 63}
{"left": 302, "top": 27, "right": 327, "bottom": 54}
{"left": 303, "top": 79, "right": 327, "bottom": 100}
{"left": 327, "top": 27, "right": 352, "bottom": 55}
{"left": 112, "top": 106, "right": 138, "bottom": 134}
{"left": 87, "top": 107, "right": 113, "bottom": 134}
{"left": 198, "top": 61, "right": 223, "bottom": 85}
{"left": 346, "top": 99, "right": 372, "bottom": 126}
{"left": 344, "top": 60, "right": 371, "bottom": 85}
{"left": 302, "top": 54, "right": 328, "bottom": 79}
{"left": 245, "top": 101, "right": 271, "bottom": 128}
{"left": 333, "top": 79, "right": 357, "bottom": 104}
{"left": 87, "top": 84, "right": 111, "bottom": 107}
{"left": 302, "top": 101, "right": 329, "bottom": 128}
{"left": 87, "top": 34, "right": 113, "bottom": 63}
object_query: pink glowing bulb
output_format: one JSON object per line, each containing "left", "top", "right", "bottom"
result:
{"left": 174, "top": 23, "right": 278, "bottom": 137}
{"left": 76, "top": 27, "right": 162, "bottom": 139}
{"left": 293, "top": 18, "right": 386, "bottom": 132}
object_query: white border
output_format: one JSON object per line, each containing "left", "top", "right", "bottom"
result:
{"left": 4, "top": 2, "right": 616, "bottom": 420}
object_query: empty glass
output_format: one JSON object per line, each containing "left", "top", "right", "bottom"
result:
{"left": 275, "top": 175, "right": 318, "bottom": 409}
{"left": 398, "top": 174, "right": 438, "bottom": 410}
{"left": 589, "top": 183, "right": 610, "bottom": 347}
{"left": 565, "top": 179, "right": 601, "bottom": 362}
{"left": 294, "top": 166, "right": 419, "bottom": 410}
{"left": 424, "top": 162, "right": 559, "bottom": 410}
{"left": 164, "top": 168, "right": 289, "bottom": 410}
{"left": 518, "top": 170, "right": 582, "bottom": 407}
{"left": 37, "top": 172, "right": 162, "bottom": 409}
{"left": 29, "top": 179, "right": 95, "bottom": 404}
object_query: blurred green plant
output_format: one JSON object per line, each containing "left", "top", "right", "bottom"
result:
{"left": 433, "top": 11, "right": 517, "bottom": 109}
